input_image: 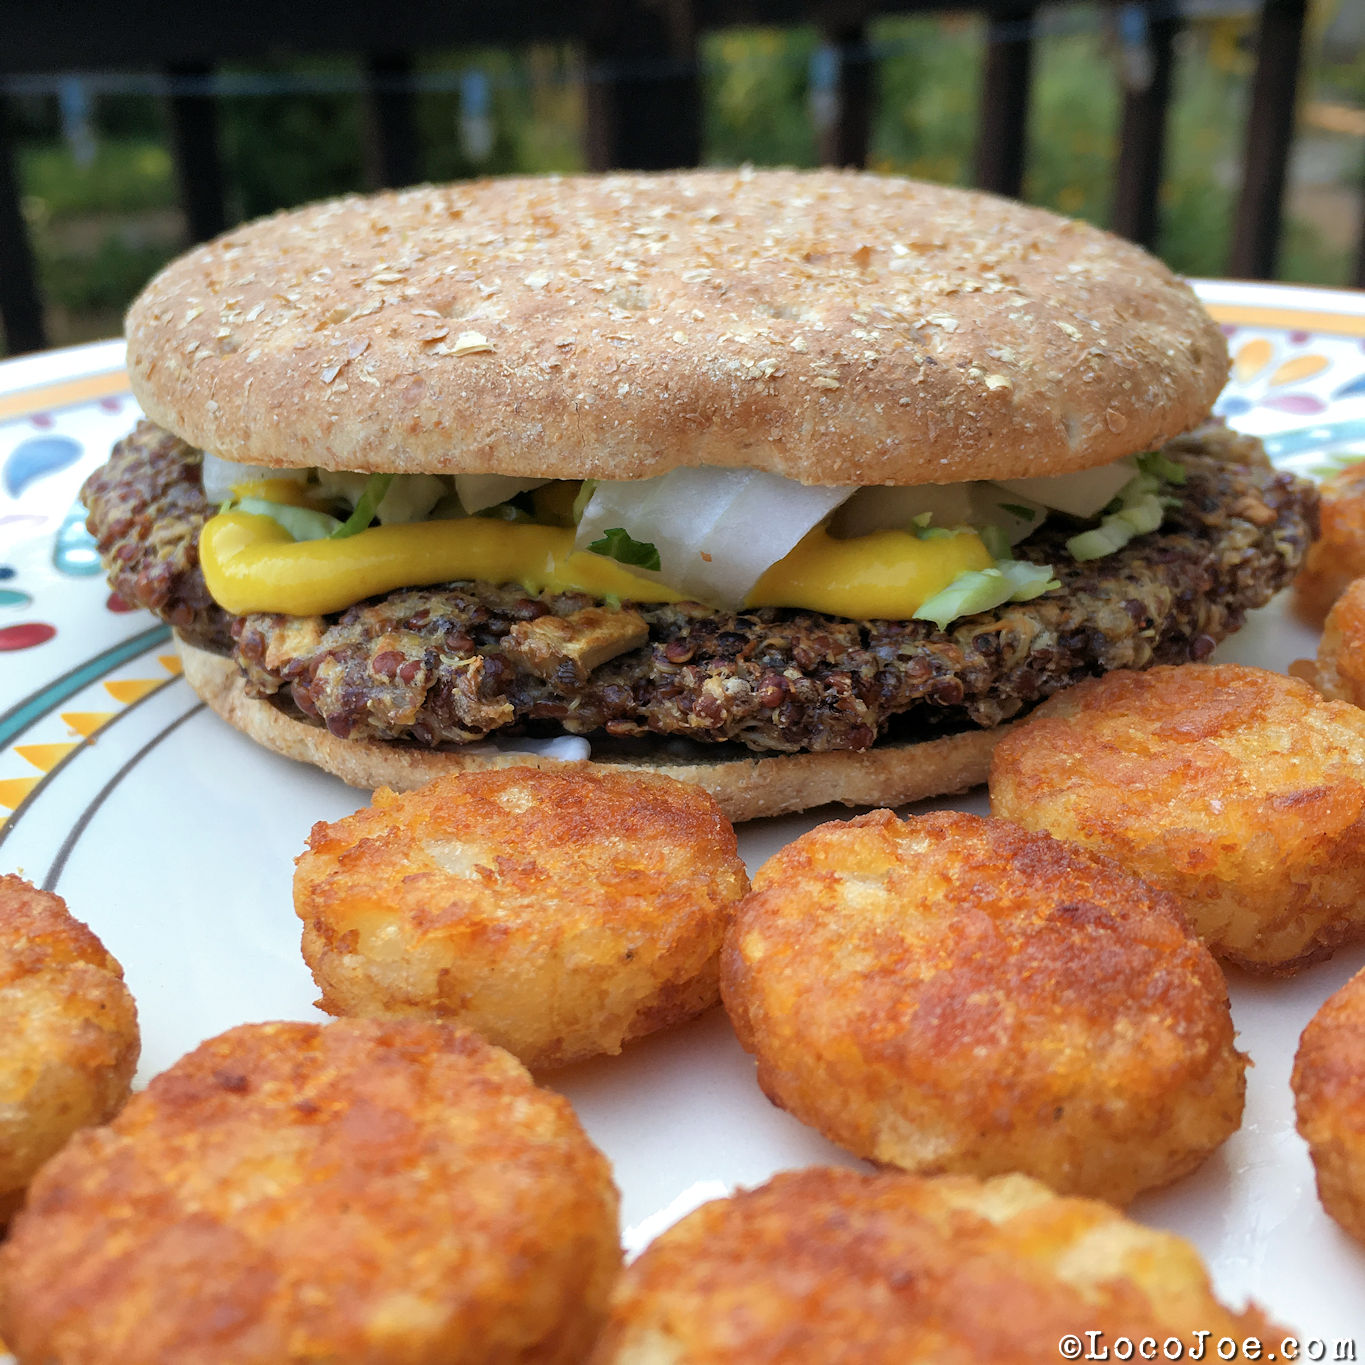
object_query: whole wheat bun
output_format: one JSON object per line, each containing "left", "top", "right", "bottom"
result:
{"left": 177, "top": 637, "right": 1002, "bottom": 822}
{"left": 128, "top": 168, "right": 1226, "bottom": 488}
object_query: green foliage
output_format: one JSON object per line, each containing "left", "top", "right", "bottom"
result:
{"left": 417, "top": 45, "right": 585, "bottom": 182}
{"left": 19, "top": 138, "right": 176, "bottom": 218}
{"left": 12, "top": 14, "right": 1363, "bottom": 347}
{"left": 1023, "top": 24, "right": 1121, "bottom": 227}
{"left": 588, "top": 527, "right": 662, "bottom": 571}
{"left": 218, "top": 59, "right": 365, "bottom": 220}
{"left": 703, "top": 26, "right": 820, "bottom": 166}
{"left": 868, "top": 15, "right": 981, "bottom": 184}
{"left": 37, "top": 231, "right": 179, "bottom": 316}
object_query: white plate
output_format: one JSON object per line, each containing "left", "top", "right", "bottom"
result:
{"left": 3, "top": 283, "right": 1365, "bottom": 1348}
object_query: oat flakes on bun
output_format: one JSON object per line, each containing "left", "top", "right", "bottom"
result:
{"left": 82, "top": 168, "right": 1316, "bottom": 820}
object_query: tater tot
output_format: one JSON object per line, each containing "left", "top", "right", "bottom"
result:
{"left": 1294, "top": 457, "right": 1365, "bottom": 624}
{"left": 990, "top": 663, "right": 1365, "bottom": 971}
{"left": 720, "top": 810, "right": 1244, "bottom": 1205}
{"left": 0, "top": 1018, "right": 621, "bottom": 1365}
{"left": 1293, "top": 966, "right": 1365, "bottom": 1246}
{"left": 295, "top": 766, "right": 748, "bottom": 1070}
{"left": 588, "top": 1167, "right": 1284, "bottom": 1363}
{"left": 0, "top": 874, "right": 139, "bottom": 1223}
{"left": 1296, "top": 574, "right": 1365, "bottom": 709}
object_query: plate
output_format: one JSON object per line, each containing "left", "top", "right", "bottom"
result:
{"left": 3, "top": 281, "right": 1365, "bottom": 1348}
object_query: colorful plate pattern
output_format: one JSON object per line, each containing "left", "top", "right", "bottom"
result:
{"left": 2, "top": 286, "right": 1365, "bottom": 1349}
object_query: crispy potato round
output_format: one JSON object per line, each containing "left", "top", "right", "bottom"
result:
{"left": 1293, "top": 966, "right": 1365, "bottom": 1245}
{"left": 0, "top": 1018, "right": 620, "bottom": 1365}
{"left": 989, "top": 663, "right": 1365, "bottom": 971}
{"left": 0, "top": 874, "right": 139, "bottom": 1224}
{"left": 588, "top": 1166, "right": 1283, "bottom": 1362}
{"left": 295, "top": 766, "right": 748, "bottom": 1070}
{"left": 721, "top": 809, "right": 1243, "bottom": 1205}
{"left": 1294, "top": 458, "right": 1365, "bottom": 624}
{"left": 1295, "top": 574, "right": 1365, "bottom": 709}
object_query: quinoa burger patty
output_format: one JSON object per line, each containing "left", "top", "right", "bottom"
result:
{"left": 84, "top": 420, "right": 1314, "bottom": 818}
{"left": 82, "top": 169, "right": 1316, "bottom": 817}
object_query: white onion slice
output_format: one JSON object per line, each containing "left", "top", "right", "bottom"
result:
{"left": 829, "top": 483, "right": 979, "bottom": 538}
{"left": 375, "top": 474, "right": 448, "bottom": 525}
{"left": 574, "top": 467, "right": 855, "bottom": 607}
{"left": 830, "top": 481, "right": 1046, "bottom": 547}
{"left": 461, "top": 734, "right": 591, "bottom": 761}
{"left": 454, "top": 474, "right": 550, "bottom": 514}
{"left": 993, "top": 458, "right": 1135, "bottom": 520}
{"left": 200, "top": 451, "right": 307, "bottom": 503}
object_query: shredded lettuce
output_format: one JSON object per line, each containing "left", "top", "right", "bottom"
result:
{"left": 331, "top": 473, "right": 394, "bottom": 539}
{"left": 1136, "top": 450, "right": 1187, "bottom": 486}
{"left": 235, "top": 498, "right": 343, "bottom": 542}
{"left": 587, "top": 527, "right": 662, "bottom": 571}
{"left": 913, "top": 560, "right": 1060, "bottom": 631}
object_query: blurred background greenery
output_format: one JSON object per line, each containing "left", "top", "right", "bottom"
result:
{"left": 7, "top": 0, "right": 1364, "bottom": 348}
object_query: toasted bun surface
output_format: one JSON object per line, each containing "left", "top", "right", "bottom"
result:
{"left": 128, "top": 169, "right": 1226, "bottom": 487}
{"left": 177, "top": 637, "right": 1002, "bottom": 822}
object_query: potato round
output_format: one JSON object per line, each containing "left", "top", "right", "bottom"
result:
{"left": 0, "top": 1018, "right": 620, "bottom": 1365}
{"left": 721, "top": 809, "right": 1243, "bottom": 1204}
{"left": 1294, "top": 458, "right": 1365, "bottom": 624}
{"left": 1297, "top": 574, "right": 1365, "bottom": 709}
{"left": 1293, "top": 966, "right": 1365, "bottom": 1245}
{"left": 990, "top": 663, "right": 1365, "bottom": 971}
{"left": 295, "top": 766, "right": 748, "bottom": 1069}
{"left": 588, "top": 1167, "right": 1283, "bottom": 1363}
{"left": 0, "top": 874, "right": 139, "bottom": 1223}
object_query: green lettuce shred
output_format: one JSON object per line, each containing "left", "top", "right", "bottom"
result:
{"left": 587, "top": 527, "right": 662, "bottom": 571}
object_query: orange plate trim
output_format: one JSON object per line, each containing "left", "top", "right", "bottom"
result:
{"left": 0, "top": 367, "right": 131, "bottom": 423}
{"left": 1205, "top": 302, "right": 1365, "bottom": 339}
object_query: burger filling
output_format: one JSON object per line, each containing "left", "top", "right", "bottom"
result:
{"left": 81, "top": 421, "right": 1317, "bottom": 756}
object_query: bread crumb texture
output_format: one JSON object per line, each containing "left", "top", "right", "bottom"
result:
{"left": 1294, "top": 458, "right": 1365, "bottom": 625}
{"left": 294, "top": 766, "right": 748, "bottom": 1069}
{"left": 720, "top": 809, "right": 1244, "bottom": 1205}
{"left": 991, "top": 663, "right": 1365, "bottom": 971}
{"left": 0, "top": 875, "right": 139, "bottom": 1225}
{"left": 588, "top": 1167, "right": 1284, "bottom": 1363}
{"left": 126, "top": 168, "right": 1227, "bottom": 486}
{"left": 0, "top": 1018, "right": 620, "bottom": 1365}
{"left": 1293, "top": 966, "right": 1365, "bottom": 1246}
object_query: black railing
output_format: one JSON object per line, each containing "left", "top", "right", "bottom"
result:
{"left": 0, "top": 0, "right": 1342, "bottom": 357}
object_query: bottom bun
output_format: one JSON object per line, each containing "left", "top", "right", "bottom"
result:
{"left": 177, "top": 637, "right": 1003, "bottom": 823}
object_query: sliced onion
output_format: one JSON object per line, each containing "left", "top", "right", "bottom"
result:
{"left": 235, "top": 497, "right": 342, "bottom": 542}
{"left": 454, "top": 474, "right": 550, "bottom": 514}
{"left": 830, "top": 482, "right": 1045, "bottom": 546}
{"left": 573, "top": 468, "right": 856, "bottom": 607}
{"left": 200, "top": 451, "right": 307, "bottom": 503}
{"left": 993, "top": 457, "right": 1135, "bottom": 520}
{"left": 314, "top": 470, "right": 450, "bottom": 525}
{"left": 315, "top": 469, "right": 371, "bottom": 507}
{"left": 828, "top": 483, "right": 978, "bottom": 538}
{"left": 375, "top": 473, "right": 448, "bottom": 525}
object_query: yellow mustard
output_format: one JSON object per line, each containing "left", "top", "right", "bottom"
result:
{"left": 198, "top": 512, "right": 992, "bottom": 620}
{"left": 747, "top": 527, "right": 992, "bottom": 619}
{"left": 228, "top": 478, "right": 320, "bottom": 508}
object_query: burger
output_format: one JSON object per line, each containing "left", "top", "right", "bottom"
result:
{"left": 82, "top": 168, "right": 1316, "bottom": 821}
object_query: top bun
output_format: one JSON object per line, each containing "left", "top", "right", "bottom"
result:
{"left": 126, "top": 168, "right": 1227, "bottom": 487}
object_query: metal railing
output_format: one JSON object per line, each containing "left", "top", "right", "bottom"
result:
{"left": 0, "top": 0, "right": 1343, "bottom": 356}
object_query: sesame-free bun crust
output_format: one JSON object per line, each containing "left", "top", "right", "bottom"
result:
{"left": 177, "top": 637, "right": 1002, "bottom": 822}
{"left": 128, "top": 169, "right": 1226, "bottom": 487}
